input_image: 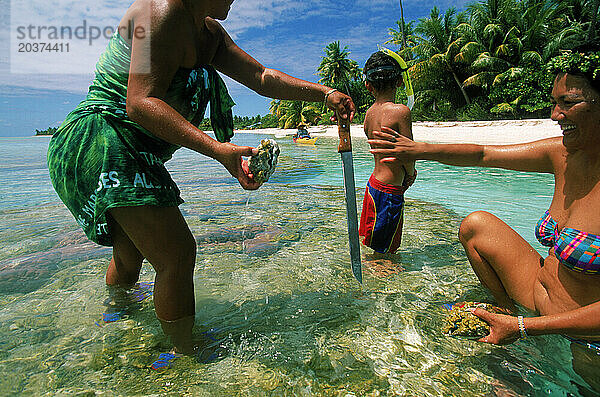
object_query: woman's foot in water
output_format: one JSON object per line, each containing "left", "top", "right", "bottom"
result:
{"left": 95, "top": 282, "right": 154, "bottom": 326}
{"left": 152, "top": 317, "right": 226, "bottom": 369}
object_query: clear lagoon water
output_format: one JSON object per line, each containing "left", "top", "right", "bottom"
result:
{"left": 0, "top": 134, "right": 591, "bottom": 396}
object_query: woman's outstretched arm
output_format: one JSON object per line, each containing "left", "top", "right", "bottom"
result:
{"left": 368, "top": 127, "right": 559, "bottom": 174}
{"left": 209, "top": 19, "right": 355, "bottom": 121}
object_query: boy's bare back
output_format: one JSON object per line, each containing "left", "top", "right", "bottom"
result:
{"left": 364, "top": 101, "right": 415, "bottom": 186}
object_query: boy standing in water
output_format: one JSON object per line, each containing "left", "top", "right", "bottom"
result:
{"left": 359, "top": 50, "right": 416, "bottom": 254}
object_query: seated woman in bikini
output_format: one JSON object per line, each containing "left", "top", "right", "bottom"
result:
{"left": 368, "top": 46, "right": 600, "bottom": 392}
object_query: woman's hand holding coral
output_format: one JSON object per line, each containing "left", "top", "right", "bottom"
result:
{"left": 471, "top": 308, "right": 521, "bottom": 345}
{"left": 217, "top": 143, "right": 262, "bottom": 190}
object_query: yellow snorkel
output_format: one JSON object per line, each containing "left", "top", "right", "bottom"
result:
{"left": 378, "top": 46, "right": 414, "bottom": 110}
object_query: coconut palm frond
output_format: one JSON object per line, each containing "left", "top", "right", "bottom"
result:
{"left": 409, "top": 61, "right": 431, "bottom": 78}
{"left": 269, "top": 99, "right": 281, "bottom": 116}
{"left": 462, "top": 71, "right": 495, "bottom": 89}
{"left": 510, "top": 95, "right": 522, "bottom": 106}
{"left": 504, "top": 25, "right": 521, "bottom": 41}
{"left": 483, "top": 23, "right": 502, "bottom": 44}
{"left": 505, "top": 67, "right": 524, "bottom": 80}
{"left": 446, "top": 38, "right": 464, "bottom": 58}
{"left": 456, "top": 22, "right": 476, "bottom": 40}
{"left": 543, "top": 25, "right": 586, "bottom": 60}
{"left": 430, "top": 53, "right": 448, "bottom": 67}
{"left": 494, "top": 43, "right": 512, "bottom": 58}
{"left": 493, "top": 67, "right": 524, "bottom": 87}
{"left": 473, "top": 53, "right": 511, "bottom": 72}
{"left": 492, "top": 73, "right": 506, "bottom": 86}
{"left": 520, "top": 51, "right": 542, "bottom": 66}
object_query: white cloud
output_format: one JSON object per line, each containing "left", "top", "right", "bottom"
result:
{"left": 9, "top": 0, "right": 129, "bottom": 75}
{"left": 222, "top": 0, "right": 311, "bottom": 39}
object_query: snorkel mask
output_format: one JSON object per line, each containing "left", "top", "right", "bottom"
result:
{"left": 377, "top": 46, "right": 414, "bottom": 110}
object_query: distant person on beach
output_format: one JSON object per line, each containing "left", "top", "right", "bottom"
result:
{"left": 358, "top": 50, "right": 416, "bottom": 255}
{"left": 368, "top": 46, "right": 600, "bottom": 391}
{"left": 46, "top": 0, "right": 355, "bottom": 361}
{"left": 293, "top": 124, "right": 311, "bottom": 139}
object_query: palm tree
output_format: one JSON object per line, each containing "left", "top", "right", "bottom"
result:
{"left": 409, "top": 7, "right": 471, "bottom": 106}
{"left": 467, "top": 0, "right": 587, "bottom": 88}
{"left": 557, "top": 0, "right": 600, "bottom": 44}
{"left": 275, "top": 100, "right": 322, "bottom": 129}
{"left": 398, "top": 0, "right": 407, "bottom": 48}
{"left": 317, "top": 42, "right": 360, "bottom": 95}
{"left": 386, "top": 20, "right": 418, "bottom": 61}
{"left": 269, "top": 99, "right": 282, "bottom": 118}
{"left": 458, "top": 0, "right": 573, "bottom": 116}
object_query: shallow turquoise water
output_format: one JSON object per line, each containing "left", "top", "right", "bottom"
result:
{"left": 0, "top": 135, "right": 591, "bottom": 396}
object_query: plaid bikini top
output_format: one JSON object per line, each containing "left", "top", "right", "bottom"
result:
{"left": 535, "top": 210, "right": 600, "bottom": 274}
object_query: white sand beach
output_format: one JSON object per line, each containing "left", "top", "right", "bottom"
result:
{"left": 236, "top": 118, "right": 562, "bottom": 145}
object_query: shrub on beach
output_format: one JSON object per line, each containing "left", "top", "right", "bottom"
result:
{"left": 489, "top": 68, "right": 554, "bottom": 119}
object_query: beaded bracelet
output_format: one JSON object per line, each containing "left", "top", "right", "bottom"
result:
{"left": 324, "top": 89, "right": 338, "bottom": 103}
{"left": 518, "top": 315, "right": 528, "bottom": 339}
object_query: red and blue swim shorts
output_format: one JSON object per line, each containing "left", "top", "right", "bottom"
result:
{"left": 359, "top": 175, "right": 408, "bottom": 254}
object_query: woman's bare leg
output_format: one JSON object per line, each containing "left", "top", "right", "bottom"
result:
{"left": 106, "top": 213, "right": 144, "bottom": 287}
{"left": 458, "top": 211, "right": 542, "bottom": 312}
{"left": 108, "top": 206, "right": 197, "bottom": 353}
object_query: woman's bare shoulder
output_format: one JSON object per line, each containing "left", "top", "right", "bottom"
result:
{"left": 527, "top": 136, "right": 564, "bottom": 152}
{"left": 123, "top": 0, "right": 187, "bottom": 23}
{"left": 536, "top": 136, "right": 566, "bottom": 161}
{"left": 202, "top": 17, "right": 226, "bottom": 38}
{"left": 204, "top": 16, "right": 226, "bottom": 30}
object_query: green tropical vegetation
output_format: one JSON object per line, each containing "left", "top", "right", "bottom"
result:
{"left": 35, "top": 126, "right": 58, "bottom": 136}
{"left": 37, "top": 0, "right": 598, "bottom": 134}
{"left": 261, "top": 0, "right": 598, "bottom": 128}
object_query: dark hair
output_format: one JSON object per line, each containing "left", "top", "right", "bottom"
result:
{"left": 364, "top": 51, "right": 403, "bottom": 91}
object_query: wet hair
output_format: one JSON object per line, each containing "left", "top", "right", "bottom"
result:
{"left": 363, "top": 51, "right": 404, "bottom": 92}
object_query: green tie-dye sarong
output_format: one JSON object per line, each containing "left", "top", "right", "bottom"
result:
{"left": 47, "top": 33, "right": 235, "bottom": 246}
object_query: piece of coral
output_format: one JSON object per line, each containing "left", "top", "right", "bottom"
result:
{"left": 248, "top": 139, "right": 280, "bottom": 184}
{"left": 442, "top": 302, "right": 505, "bottom": 339}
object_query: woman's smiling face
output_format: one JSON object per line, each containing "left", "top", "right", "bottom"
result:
{"left": 551, "top": 73, "right": 600, "bottom": 150}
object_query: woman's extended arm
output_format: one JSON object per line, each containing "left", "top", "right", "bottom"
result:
{"left": 368, "top": 127, "right": 560, "bottom": 173}
{"left": 210, "top": 20, "right": 355, "bottom": 120}
{"left": 473, "top": 301, "right": 600, "bottom": 345}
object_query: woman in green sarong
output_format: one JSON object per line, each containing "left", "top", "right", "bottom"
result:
{"left": 47, "top": 0, "right": 355, "bottom": 356}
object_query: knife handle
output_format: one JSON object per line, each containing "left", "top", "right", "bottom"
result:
{"left": 336, "top": 113, "right": 352, "bottom": 153}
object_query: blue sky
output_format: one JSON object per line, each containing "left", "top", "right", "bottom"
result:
{"left": 0, "top": 0, "right": 470, "bottom": 137}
